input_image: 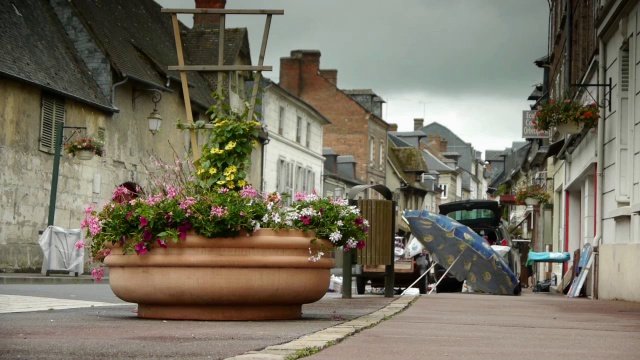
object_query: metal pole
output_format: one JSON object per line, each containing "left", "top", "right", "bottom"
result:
{"left": 47, "top": 121, "right": 64, "bottom": 226}
{"left": 342, "top": 249, "right": 352, "bottom": 299}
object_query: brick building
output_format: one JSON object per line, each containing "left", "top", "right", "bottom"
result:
{"left": 278, "top": 50, "right": 390, "bottom": 192}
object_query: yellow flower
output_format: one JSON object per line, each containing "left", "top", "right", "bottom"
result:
{"left": 226, "top": 174, "right": 235, "bottom": 181}
{"left": 225, "top": 141, "right": 237, "bottom": 150}
{"left": 226, "top": 181, "right": 235, "bottom": 188}
{"left": 216, "top": 180, "right": 226, "bottom": 185}
{"left": 209, "top": 168, "right": 217, "bottom": 175}
{"left": 238, "top": 179, "right": 247, "bottom": 187}
{"left": 196, "top": 168, "right": 204, "bottom": 175}
{"left": 214, "top": 119, "right": 228, "bottom": 127}
{"left": 210, "top": 148, "right": 224, "bottom": 154}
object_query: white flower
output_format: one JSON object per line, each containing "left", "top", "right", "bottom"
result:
{"left": 272, "top": 213, "right": 281, "bottom": 223}
{"left": 329, "top": 231, "right": 342, "bottom": 243}
{"left": 336, "top": 220, "right": 343, "bottom": 226}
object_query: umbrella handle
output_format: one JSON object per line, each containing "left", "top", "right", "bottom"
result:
{"left": 400, "top": 261, "right": 439, "bottom": 296}
{"left": 428, "top": 249, "right": 466, "bottom": 295}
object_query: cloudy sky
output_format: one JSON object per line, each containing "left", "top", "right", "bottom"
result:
{"left": 156, "top": 0, "right": 549, "bottom": 155}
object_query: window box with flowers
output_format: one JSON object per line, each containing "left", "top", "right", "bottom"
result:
{"left": 83, "top": 95, "right": 369, "bottom": 321}
{"left": 64, "top": 137, "right": 104, "bottom": 160}
{"left": 515, "top": 185, "right": 550, "bottom": 206}
{"left": 533, "top": 99, "right": 600, "bottom": 136}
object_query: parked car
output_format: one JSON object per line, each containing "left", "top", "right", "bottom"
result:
{"left": 432, "top": 200, "right": 522, "bottom": 293}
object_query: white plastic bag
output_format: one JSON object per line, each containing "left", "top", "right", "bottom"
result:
{"left": 406, "top": 235, "right": 424, "bottom": 258}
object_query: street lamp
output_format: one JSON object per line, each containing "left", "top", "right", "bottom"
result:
{"left": 47, "top": 122, "right": 90, "bottom": 226}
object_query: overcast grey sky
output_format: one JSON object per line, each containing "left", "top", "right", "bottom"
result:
{"left": 156, "top": 0, "right": 549, "bottom": 155}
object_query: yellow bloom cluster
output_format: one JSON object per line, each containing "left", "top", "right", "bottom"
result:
{"left": 210, "top": 147, "right": 224, "bottom": 155}
{"left": 225, "top": 141, "right": 236, "bottom": 150}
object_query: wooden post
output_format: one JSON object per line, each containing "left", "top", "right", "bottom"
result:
{"left": 170, "top": 14, "right": 200, "bottom": 159}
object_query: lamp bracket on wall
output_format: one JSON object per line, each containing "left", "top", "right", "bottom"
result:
{"left": 61, "top": 126, "right": 88, "bottom": 144}
{"left": 570, "top": 77, "right": 612, "bottom": 111}
{"left": 132, "top": 88, "right": 163, "bottom": 110}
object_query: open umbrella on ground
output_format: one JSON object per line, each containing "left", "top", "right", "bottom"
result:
{"left": 404, "top": 209, "right": 519, "bottom": 295}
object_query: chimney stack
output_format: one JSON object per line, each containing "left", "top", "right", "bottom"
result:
{"left": 194, "top": 0, "right": 226, "bottom": 29}
{"left": 319, "top": 69, "right": 337, "bottom": 86}
{"left": 389, "top": 123, "right": 398, "bottom": 132}
{"left": 413, "top": 118, "right": 424, "bottom": 131}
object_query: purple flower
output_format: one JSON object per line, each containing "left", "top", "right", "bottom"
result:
{"left": 142, "top": 229, "right": 153, "bottom": 241}
{"left": 157, "top": 239, "right": 167, "bottom": 248}
{"left": 178, "top": 231, "right": 187, "bottom": 240}
{"left": 300, "top": 215, "right": 311, "bottom": 225}
{"left": 140, "top": 216, "right": 148, "bottom": 227}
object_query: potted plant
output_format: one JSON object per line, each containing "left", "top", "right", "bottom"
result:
{"left": 515, "top": 185, "right": 550, "bottom": 206}
{"left": 533, "top": 99, "right": 600, "bottom": 135}
{"left": 82, "top": 96, "right": 369, "bottom": 321}
{"left": 64, "top": 136, "right": 104, "bottom": 160}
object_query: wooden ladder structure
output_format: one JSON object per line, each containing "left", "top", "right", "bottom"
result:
{"left": 161, "top": 8, "right": 284, "bottom": 159}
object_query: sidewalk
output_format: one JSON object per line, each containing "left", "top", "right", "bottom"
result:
{"left": 0, "top": 272, "right": 98, "bottom": 285}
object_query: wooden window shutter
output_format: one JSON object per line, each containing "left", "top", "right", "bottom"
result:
{"left": 39, "top": 94, "right": 65, "bottom": 153}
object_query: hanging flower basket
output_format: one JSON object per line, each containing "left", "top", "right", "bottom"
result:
{"left": 516, "top": 185, "right": 550, "bottom": 205}
{"left": 64, "top": 136, "right": 104, "bottom": 159}
{"left": 533, "top": 99, "right": 599, "bottom": 134}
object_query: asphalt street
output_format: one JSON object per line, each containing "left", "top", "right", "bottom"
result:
{"left": 1, "top": 283, "right": 640, "bottom": 360}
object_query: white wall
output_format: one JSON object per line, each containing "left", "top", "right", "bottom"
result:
{"left": 261, "top": 87, "right": 326, "bottom": 196}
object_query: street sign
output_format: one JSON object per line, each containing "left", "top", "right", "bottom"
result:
{"left": 522, "top": 110, "right": 549, "bottom": 139}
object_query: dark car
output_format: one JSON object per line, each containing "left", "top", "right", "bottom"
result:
{"left": 431, "top": 200, "right": 521, "bottom": 293}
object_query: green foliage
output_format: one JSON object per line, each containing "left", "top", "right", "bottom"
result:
{"left": 194, "top": 92, "right": 261, "bottom": 191}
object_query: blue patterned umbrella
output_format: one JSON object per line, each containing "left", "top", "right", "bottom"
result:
{"left": 404, "top": 209, "right": 519, "bottom": 295}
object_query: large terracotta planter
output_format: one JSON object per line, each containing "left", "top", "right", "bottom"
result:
{"left": 104, "top": 229, "right": 335, "bottom": 321}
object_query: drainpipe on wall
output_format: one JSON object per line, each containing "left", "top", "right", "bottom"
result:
{"left": 566, "top": 0, "right": 572, "bottom": 91}
{"left": 595, "top": 42, "right": 605, "bottom": 246}
{"left": 111, "top": 74, "right": 129, "bottom": 109}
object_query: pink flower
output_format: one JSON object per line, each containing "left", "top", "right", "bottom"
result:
{"left": 210, "top": 206, "right": 228, "bottom": 217}
{"left": 84, "top": 206, "right": 93, "bottom": 215}
{"left": 91, "top": 267, "right": 105, "bottom": 282}
{"left": 134, "top": 242, "right": 148, "bottom": 255}
{"left": 294, "top": 192, "right": 307, "bottom": 201}
{"left": 157, "top": 239, "right": 167, "bottom": 248}
{"left": 75, "top": 240, "right": 85, "bottom": 250}
{"left": 140, "top": 216, "right": 148, "bottom": 227}
{"left": 356, "top": 240, "right": 366, "bottom": 249}
{"left": 239, "top": 186, "right": 258, "bottom": 198}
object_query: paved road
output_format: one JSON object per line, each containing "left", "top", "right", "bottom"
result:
{"left": 1, "top": 284, "right": 640, "bottom": 360}
{"left": 0, "top": 283, "right": 398, "bottom": 359}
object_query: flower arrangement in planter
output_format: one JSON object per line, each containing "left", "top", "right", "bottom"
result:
{"left": 81, "top": 93, "right": 370, "bottom": 320}
{"left": 515, "top": 184, "right": 550, "bottom": 205}
{"left": 64, "top": 136, "right": 104, "bottom": 159}
{"left": 533, "top": 99, "right": 600, "bottom": 133}
{"left": 83, "top": 95, "right": 368, "bottom": 267}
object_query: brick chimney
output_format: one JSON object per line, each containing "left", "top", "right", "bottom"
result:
{"left": 280, "top": 50, "right": 321, "bottom": 96}
{"left": 319, "top": 69, "right": 337, "bottom": 86}
{"left": 413, "top": 118, "right": 424, "bottom": 131}
{"left": 389, "top": 123, "right": 398, "bottom": 132}
{"left": 194, "top": 0, "right": 226, "bottom": 29}
{"left": 439, "top": 138, "right": 448, "bottom": 152}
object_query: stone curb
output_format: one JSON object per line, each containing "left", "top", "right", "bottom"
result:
{"left": 224, "top": 294, "right": 419, "bottom": 360}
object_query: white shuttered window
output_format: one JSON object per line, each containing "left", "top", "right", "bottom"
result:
{"left": 39, "top": 94, "right": 66, "bottom": 154}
